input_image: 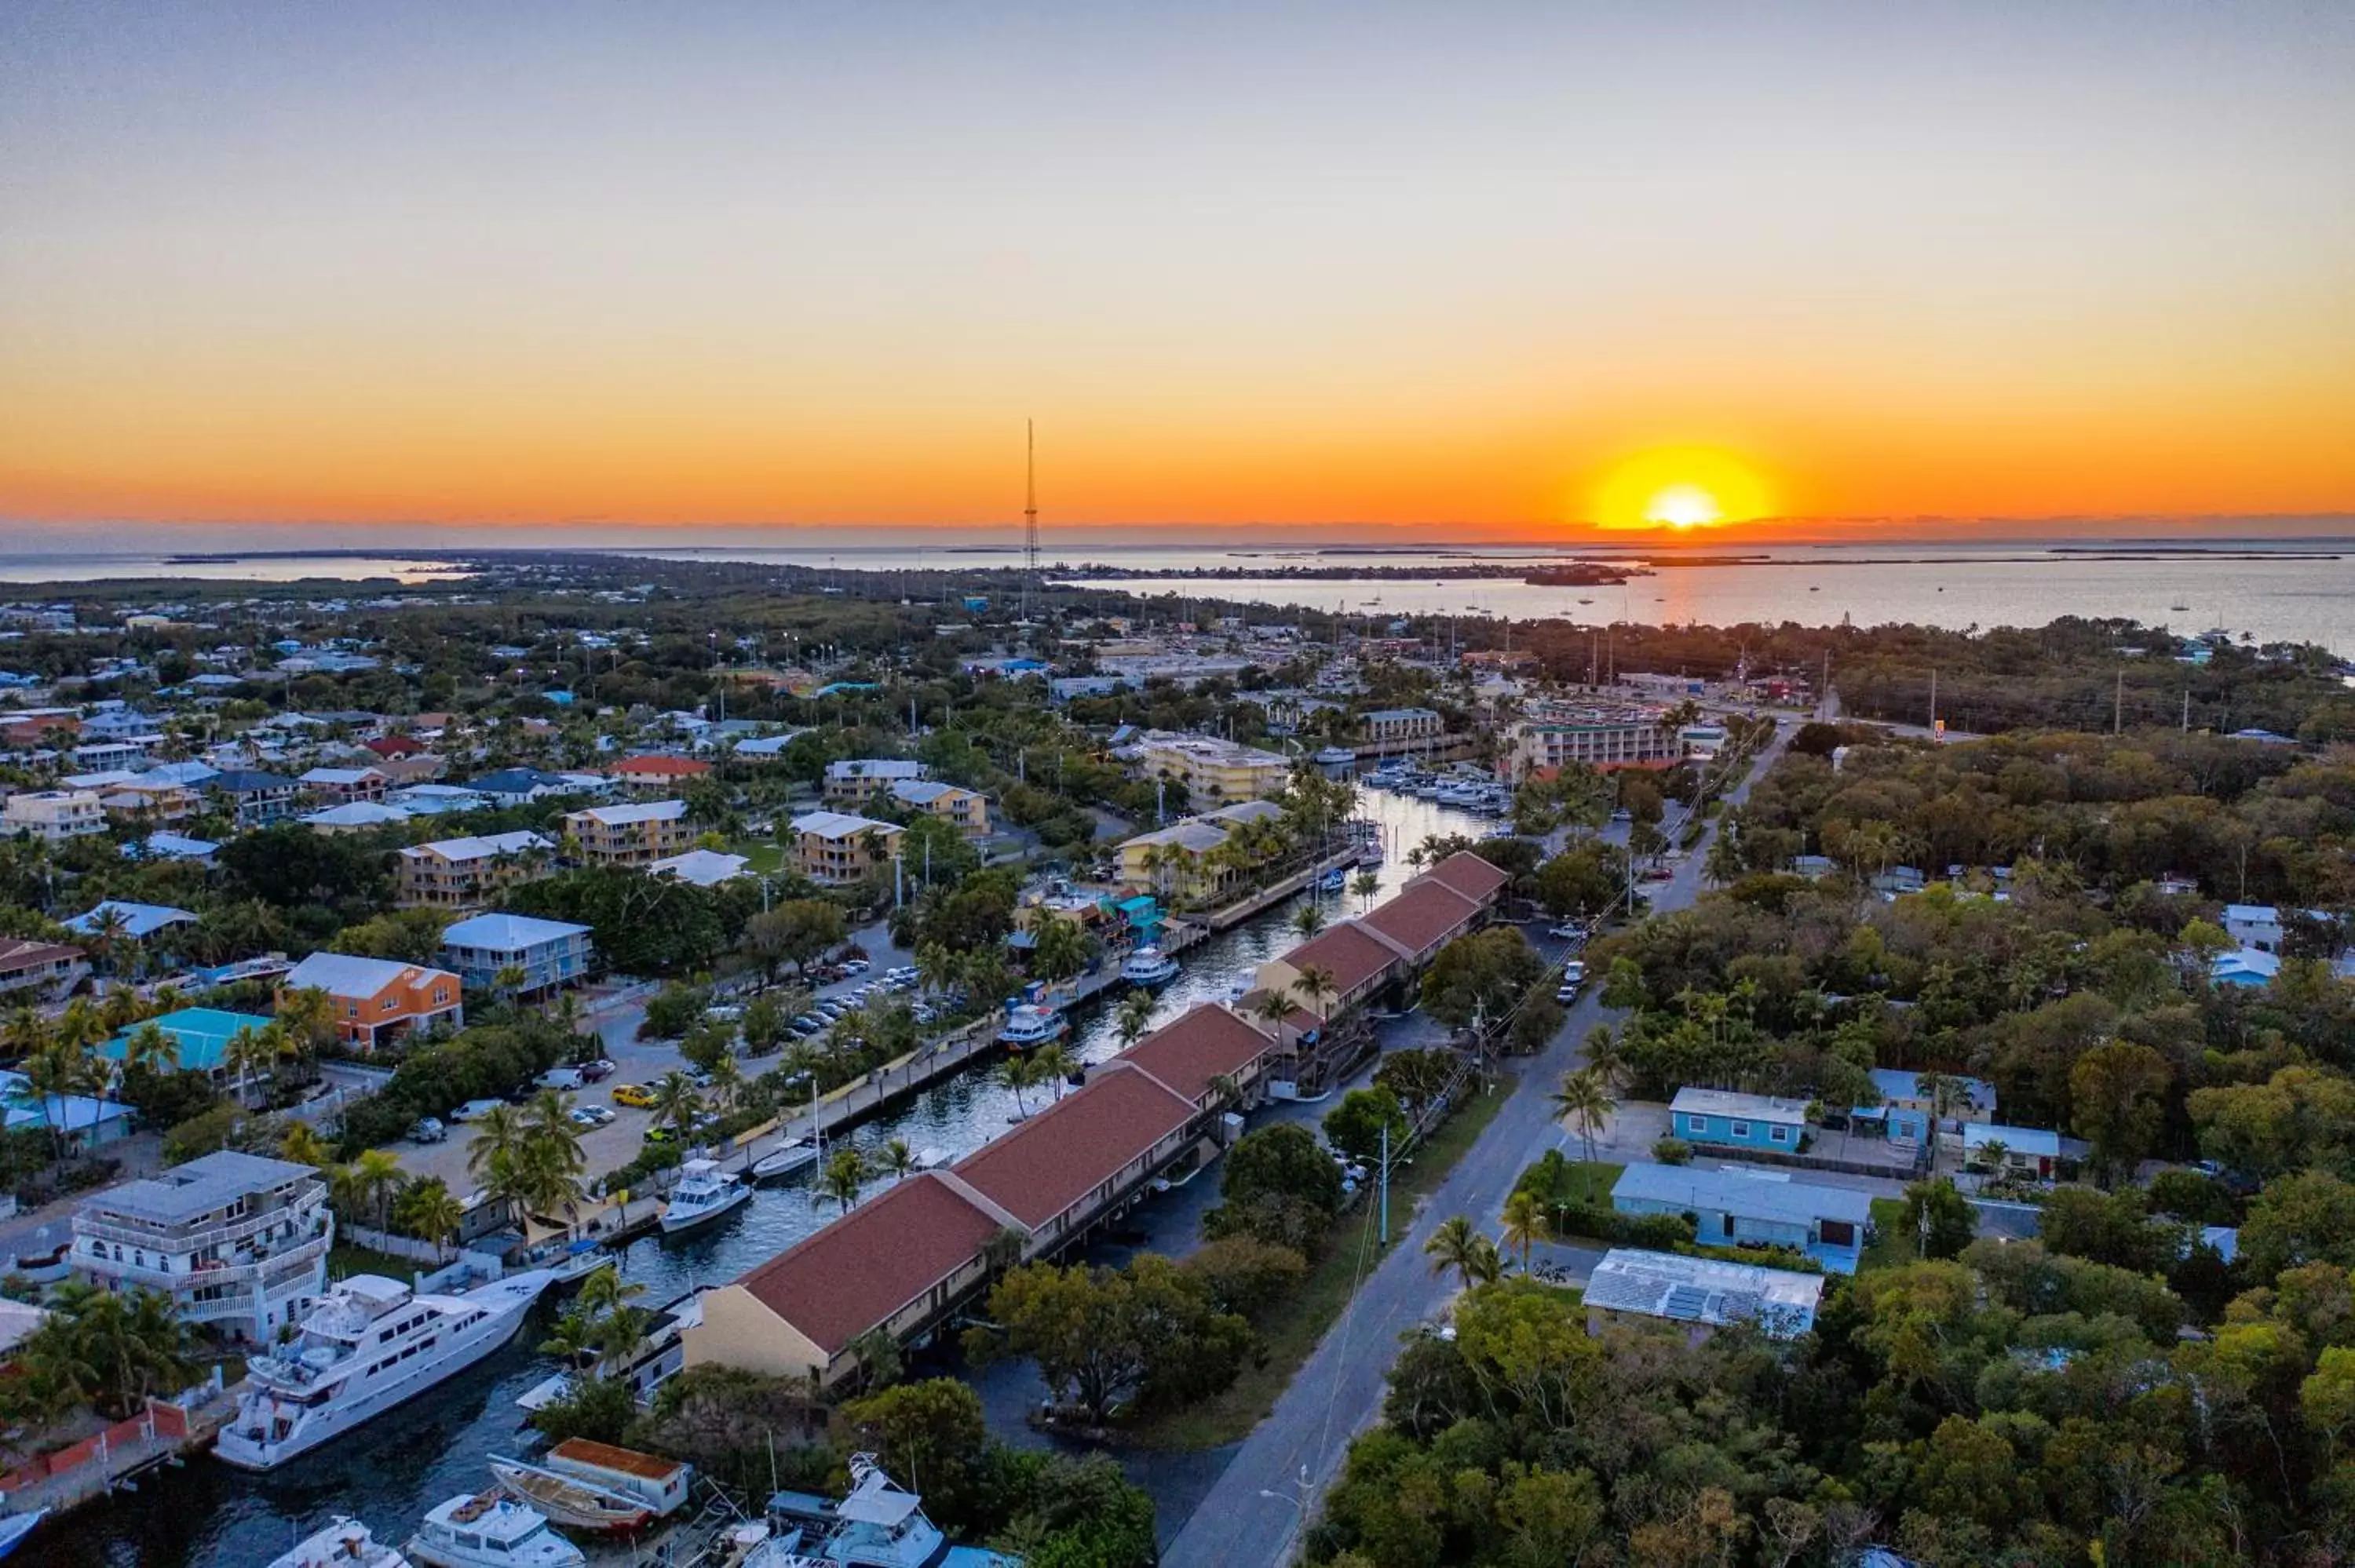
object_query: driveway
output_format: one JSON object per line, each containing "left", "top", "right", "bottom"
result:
{"left": 1160, "top": 724, "right": 1794, "bottom": 1568}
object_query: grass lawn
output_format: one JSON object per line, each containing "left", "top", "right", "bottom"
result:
{"left": 728, "top": 838, "right": 787, "bottom": 874}
{"left": 1130, "top": 1073, "right": 1516, "bottom": 1452}
{"left": 1860, "top": 1197, "right": 1915, "bottom": 1271}
{"left": 1549, "top": 1158, "right": 1623, "bottom": 1212}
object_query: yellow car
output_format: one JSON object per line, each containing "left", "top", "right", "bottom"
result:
{"left": 611, "top": 1083, "right": 656, "bottom": 1108}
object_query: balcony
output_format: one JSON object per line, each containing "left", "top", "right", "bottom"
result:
{"left": 82, "top": 1231, "right": 329, "bottom": 1292}
{"left": 75, "top": 1205, "right": 329, "bottom": 1264}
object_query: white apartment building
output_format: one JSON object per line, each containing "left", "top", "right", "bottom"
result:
{"left": 1499, "top": 704, "right": 1681, "bottom": 782}
{"left": 2, "top": 788, "right": 106, "bottom": 842}
{"left": 1360, "top": 707, "right": 1444, "bottom": 746}
{"left": 1119, "top": 731, "right": 1291, "bottom": 803}
{"left": 72, "top": 1150, "right": 331, "bottom": 1344}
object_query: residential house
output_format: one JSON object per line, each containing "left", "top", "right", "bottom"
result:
{"left": 611, "top": 755, "right": 711, "bottom": 794}
{"left": 2212, "top": 949, "right": 2281, "bottom": 989}
{"left": 649, "top": 848, "right": 750, "bottom": 888}
{"left": 560, "top": 800, "right": 693, "bottom": 866}
{"left": 397, "top": 830, "right": 557, "bottom": 908}
{"left": 1119, "top": 731, "right": 1291, "bottom": 802}
{"left": 951, "top": 1063, "right": 1199, "bottom": 1255}
{"left": 1857, "top": 1067, "right": 1996, "bottom": 1143}
{"left": 1360, "top": 706, "right": 1444, "bottom": 747}
{"left": 1115, "top": 799, "right": 1288, "bottom": 901}
{"left": 0, "top": 937, "right": 89, "bottom": 1001}
{"left": 438, "top": 912, "right": 595, "bottom": 996}
{"left": 1112, "top": 1003, "right": 1275, "bottom": 1110}
{"left": 298, "top": 766, "right": 389, "bottom": 804}
{"left": 205, "top": 768, "right": 301, "bottom": 827}
{"left": 97, "top": 774, "right": 200, "bottom": 825}
{"left": 0, "top": 1067, "right": 134, "bottom": 1150}
{"left": 1583, "top": 1248, "right": 1824, "bottom": 1343}
{"left": 71, "top": 1150, "right": 330, "bottom": 1343}
{"left": 787, "top": 811, "right": 904, "bottom": 885}
{"left": 282, "top": 952, "right": 464, "bottom": 1050}
{"left": 466, "top": 767, "right": 578, "bottom": 807}
{"left": 2224, "top": 903, "right": 2284, "bottom": 954}
{"left": 65, "top": 899, "right": 198, "bottom": 943}
{"left": 139, "top": 832, "right": 221, "bottom": 865}
{"left": 1611, "top": 1162, "right": 1875, "bottom": 1274}
{"left": 99, "top": 1007, "right": 276, "bottom": 1083}
{"left": 1959, "top": 1122, "right": 2063, "bottom": 1179}
{"left": 1670, "top": 1087, "right": 1811, "bottom": 1154}
{"left": 2, "top": 789, "right": 104, "bottom": 841}
{"left": 889, "top": 779, "right": 991, "bottom": 837}
{"left": 301, "top": 800, "right": 411, "bottom": 833}
{"left": 823, "top": 759, "right": 926, "bottom": 804}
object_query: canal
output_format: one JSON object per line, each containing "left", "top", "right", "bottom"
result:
{"left": 38, "top": 787, "right": 1495, "bottom": 1566}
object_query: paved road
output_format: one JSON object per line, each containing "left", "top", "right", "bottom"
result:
{"left": 1161, "top": 723, "right": 1795, "bottom": 1568}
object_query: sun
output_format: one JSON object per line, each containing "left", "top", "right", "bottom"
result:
{"left": 1587, "top": 446, "right": 1774, "bottom": 532}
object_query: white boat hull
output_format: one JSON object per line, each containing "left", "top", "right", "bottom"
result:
{"left": 217, "top": 1274, "right": 556, "bottom": 1472}
{"left": 750, "top": 1143, "right": 820, "bottom": 1181}
{"left": 659, "top": 1182, "right": 752, "bottom": 1234}
{"left": 488, "top": 1457, "right": 653, "bottom": 1533}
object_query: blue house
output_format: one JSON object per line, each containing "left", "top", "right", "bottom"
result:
{"left": 1612, "top": 1161, "right": 1875, "bottom": 1273}
{"left": 1856, "top": 1067, "right": 1998, "bottom": 1143}
{"left": 99, "top": 1007, "right": 275, "bottom": 1078}
{"left": 1670, "top": 1087, "right": 1810, "bottom": 1153}
{"left": 2212, "top": 948, "right": 2280, "bottom": 989}
{"left": 440, "top": 912, "right": 596, "bottom": 995}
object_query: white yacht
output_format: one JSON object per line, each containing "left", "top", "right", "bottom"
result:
{"left": 765, "top": 1453, "right": 1022, "bottom": 1568}
{"left": 407, "top": 1492, "right": 583, "bottom": 1568}
{"left": 1313, "top": 745, "right": 1356, "bottom": 767}
{"left": 216, "top": 1270, "right": 557, "bottom": 1471}
{"left": 659, "top": 1159, "right": 752, "bottom": 1235}
{"left": 750, "top": 1135, "right": 821, "bottom": 1181}
{"left": 268, "top": 1517, "right": 411, "bottom": 1568}
{"left": 996, "top": 1002, "right": 1068, "bottom": 1051}
{"left": 1118, "top": 946, "right": 1181, "bottom": 988}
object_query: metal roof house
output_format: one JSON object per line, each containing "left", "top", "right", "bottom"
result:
{"left": 1670, "top": 1087, "right": 1811, "bottom": 1154}
{"left": 1583, "top": 1247, "right": 1825, "bottom": 1343}
{"left": 1612, "top": 1161, "right": 1875, "bottom": 1273}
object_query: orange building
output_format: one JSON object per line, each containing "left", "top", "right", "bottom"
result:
{"left": 282, "top": 952, "right": 464, "bottom": 1050}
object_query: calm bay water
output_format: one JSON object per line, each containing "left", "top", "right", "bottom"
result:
{"left": 39, "top": 789, "right": 1490, "bottom": 1566}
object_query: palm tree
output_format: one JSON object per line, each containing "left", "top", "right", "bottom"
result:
{"left": 575, "top": 1262, "right": 645, "bottom": 1321}
{"left": 119, "top": 1020, "right": 179, "bottom": 1079}
{"left": 1292, "top": 964, "right": 1338, "bottom": 1025}
{"left": 1029, "top": 918, "right": 1092, "bottom": 986}
{"left": 879, "top": 1139, "right": 915, "bottom": 1183}
{"left": 392, "top": 1177, "right": 465, "bottom": 1259}
{"left": 1205, "top": 1074, "right": 1243, "bottom": 1115}
{"left": 349, "top": 1149, "right": 405, "bottom": 1234}
{"left": 648, "top": 1070, "right": 706, "bottom": 1142}
{"left": 819, "top": 1147, "right": 868, "bottom": 1212}
{"left": 1580, "top": 1024, "right": 1627, "bottom": 1093}
{"left": 222, "top": 1023, "right": 279, "bottom": 1108}
{"left": 1031, "top": 1045, "right": 1074, "bottom": 1101}
{"left": 85, "top": 906, "right": 133, "bottom": 979}
{"left": 491, "top": 963, "right": 531, "bottom": 1002}
{"left": 1424, "top": 1216, "right": 1503, "bottom": 1290}
{"left": 276, "top": 986, "right": 338, "bottom": 1059}
{"left": 279, "top": 1121, "right": 327, "bottom": 1167}
{"left": 1352, "top": 870, "right": 1380, "bottom": 910}
{"left": 23, "top": 1040, "right": 101, "bottom": 1160}
{"left": 1250, "top": 984, "right": 1297, "bottom": 1038}
{"left": 467, "top": 1104, "right": 528, "bottom": 1183}
{"left": 996, "top": 1053, "right": 1041, "bottom": 1120}
{"left": 706, "top": 1051, "right": 744, "bottom": 1114}
{"left": 1549, "top": 1068, "right": 1613, "bottom": 1169}
{"left": 1113, "top": 990, "right": 1157, "bottom": 1052}
{"left": 1500, "top": 1190, "right": 1547, "bottom": 1269}
{"left": 1291, "top": 902, "right": 1327, "bottom": 940}
{"left": 0, "top": 1005, "right": 47, "bottom": 1062}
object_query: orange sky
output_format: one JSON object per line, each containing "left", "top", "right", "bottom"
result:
{"left": 3, "top": 4, "right": 2352, "bottom": 538}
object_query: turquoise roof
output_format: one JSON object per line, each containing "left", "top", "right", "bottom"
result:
{"left": 101, "top": 1007, "right": 273, "bottom": 1073}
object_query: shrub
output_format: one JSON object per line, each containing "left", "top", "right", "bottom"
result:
{"left": 1652, "top": 1136, "right": 1693, "bottom": 1165}
{"left": 334, "top": 1019, "right": 568, "bottom": 1154}
{"left": 1543, "top": 1202, "right": 1694, "bottom": 1251}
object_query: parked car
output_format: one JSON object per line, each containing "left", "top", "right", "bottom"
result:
{"left": 567, "top": 1105, "right": 615, "bottom": 1128}
{"left": 644, "top": 1125, "right": 677, "bottom": 1145}
{"left": 1547, "top": 923, "right": 1584, "bottom": 941}
{"left": 683, "top": 1067, "right": 714, "bottom": 1088}
{"left": 450, "top": 1098, "right": 506, "bottom": 1122}
{"left": 538, "top": 1066, "right": 586, "bottom": 1092}
{"left": 578, "top": 1058, "right": 617, "bottom": 1082}
{"left": 706, "top": 1004, "right": 743, "bottom": 1023}
{"left": 611, "top": 1082, "right": 657, "bottom": 1108}
{"left": 410, "top": 1116, "right": 447, "bottom": 1143}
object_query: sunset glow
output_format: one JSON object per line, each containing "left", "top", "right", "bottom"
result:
{"left": 1590, "top": 449, "right": 1776, "bottom": 534}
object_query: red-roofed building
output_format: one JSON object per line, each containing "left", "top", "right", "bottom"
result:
{"left": 1116, "top": 1003, "right": 1276, "bottom": 1108}
{"left": 687, "top": 1172, "right": 1019, "bottom": 1385}
{"left": 953, "top": 1064, "right": 1199, "bottom": 1245}
{"left": 1418, "top": 850, "right": 1512, "bottom": 905}
{"left": 363, "top": 735, "right": 429, "bottom": 760}
{"left": 1360, "top": 879, "right": 1485, "bottom": 966}
{"left": 612, "top": 755, "right": 714, "bottom": 794}
{"left": 1251, "top": 921, "right": 1408, "bottom": 1022}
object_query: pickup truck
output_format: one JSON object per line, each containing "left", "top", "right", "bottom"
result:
{"left": 449, "top": 1098, "right": 506, "bottom": 1122}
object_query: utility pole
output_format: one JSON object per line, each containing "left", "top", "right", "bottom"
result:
{"left": 2182, "top": 688, "right": 2190, "bottom": 732}
{"left": 2113, "top": 668, "right": 2123, "bottom": 735}
{"left": 1378, "top": 1120, "right": 1389, "bottom": 1245}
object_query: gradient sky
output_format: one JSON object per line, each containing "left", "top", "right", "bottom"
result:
{"left": 3, "top": 1, "right": 2353, "bottom": 538}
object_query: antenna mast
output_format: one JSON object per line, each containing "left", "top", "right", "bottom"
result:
{"left": 1022, "top": 419, "right": 1040, "bottom": 619}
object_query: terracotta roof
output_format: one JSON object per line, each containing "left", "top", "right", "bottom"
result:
{"left": 1116, "top": 1004, "right": 1272, "bottom": 1103}
{"left": 1360, "top": 880, "right": 1482, "bottom": 964}
{"left": 615, "top": 755, "right": 711, "bottom": 777}
{"left": 0, "top": 937, "right": 84, "bottom": 975}
{"left": 953, "top": 1064, "right": 1196, "bottom": 1230}
{"left": 732, "top": 1173, "right": 1002, "bottom": 1355}
{"left": 1276, "top": 921, "right": 1404, "bottom": 1000}
{"left": 549, "top": 1437, "right": 686, "bottom": 1481}
{"left": 1419, "top": 850, "right": 1512, "bottom": 903}
{"left": 363, "top": 735, "right": 427, "bottom": 758}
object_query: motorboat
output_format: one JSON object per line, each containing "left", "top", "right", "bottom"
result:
{"left": 217, "top": 1270, "right": 558, "bottom": 1471}
{"left": 751, "top": 1136, "right": 820, "bottom": 1180}
{"left": 997, "top": 1002, "right": 1068, "bottom": 1051}
{"left": 0, "top": 1511, "right": 46, "bottom": 1563}
{"left": 1318, "top": 866, "right": 1349, "bottom": 892}
{"left": 1313, "top": 745, "right": 1356, "bottom": 766}
{"left": 1118, "top": 945, "right": 1181, "bottom": 987}
{"left": 407, "top": 1492, "right": 583, "bottom": 1568}
{"left": 268, "top": 1516, "right": 410, "bottom": 1568}
{"left": 659, "top": 1159, "right": 752, "bottom": 1235}
{"left": 765, "top": 1452, "right": 1023, "bottom": 1568}
{"left": 487, "top": 1456, "right": 655, "bottom": 1534}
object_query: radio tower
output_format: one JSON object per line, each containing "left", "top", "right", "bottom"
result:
{"left": 1022, "top": 418, "right": 1040, "bottom": 620}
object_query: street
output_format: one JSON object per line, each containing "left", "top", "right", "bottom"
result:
{"left": 1160, "top": 722, "right": 1796, "bottom": 1568}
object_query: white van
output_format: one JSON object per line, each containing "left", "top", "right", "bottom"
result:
{"left": 537, "top": 1066, "right": 586, "bottom": 1092}
{"left": 450, "top": 1098, "right": 506, "bottom": 1122}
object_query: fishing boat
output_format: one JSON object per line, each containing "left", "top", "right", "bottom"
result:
{"left": 1117, "top": 945, "right": 1181, "bottom": 987}
{"left": 1313, "top": 745, "right": 1356, "bottom": 766}
{"left": 765, "top": 1453, "right": 1024, "bottom": 1567}
{"left": 1318, "top": 866, "right": 1349, "bottom": 892}
{"left": 0, "top": 1511, "right": 46, "bottom": 1562}
{"left": 407, "top": 1492, "right": 583, "bottom": 1568}
{"left": 217, "top": 1270, "right": 560, "bottom": 1471}
{"left": 487, "top": 1456, "right": 655, "bottom": 1534}
{"left": 997, "top": 1001, "right": 1068, "bottom": 1051}
{"left": 268, "top": 1516, "right": 409, "bottom": 1568}
{"left": 659, "top": 1159, "right": 751, "bottom": 1235}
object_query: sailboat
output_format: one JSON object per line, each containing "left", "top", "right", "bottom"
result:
{"left": 752, "top": 1079, "right": 823, "bottom": 1180}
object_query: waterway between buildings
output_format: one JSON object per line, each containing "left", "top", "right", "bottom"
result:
{"left": 36, "top": 787, "right": 1496, "bottom": 1567}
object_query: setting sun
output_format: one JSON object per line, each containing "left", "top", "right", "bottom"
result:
{"left": 1590, "top": 447, "right": 1776, "bottom": 532}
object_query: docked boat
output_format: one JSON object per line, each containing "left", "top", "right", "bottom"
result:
{"left": 997, "top": 1002, "right": 1068, "bottom": 1051}
{"left": 487, "top": 1456, "right": 653, "bottom": 1534}
{"left": 1118, "top": 945, "right": 1181, "bottom": 987}
{"left": 751, "top": 1135, "right": 821, "bottom": 1181}
{"left": 659, "top": 1159, "right": 752, "bottom": 1234}
{"left": 268, "top": 1516, "right": 409, "bottom": 1568}
{"left": 1317, "top": 866, "right": 1349, "bottom": 892}
{"left": 0, "top": 1511, "right": 46, "bottom": 1562}
{"left": 217, "top": 1270, "right": 558, "bottom": 1471}
{"left": 407, "top": 1493, "right": 583, "bottom": 1568}
{"left": 765, "top": 1452, "right": 1024, "bottom": 1568}
{"left": 1313, "top": 745, "right": 1356, "bottom": 767}
{"left": 540, "top": 1437, "right": 693, "bottom": 1519}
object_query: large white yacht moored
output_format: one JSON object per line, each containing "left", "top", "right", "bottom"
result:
{"left": 216, "top": 1269, "right": 557, "bottom": 1471}
{"left": 996, "top": 1002, "right": 1068, "bottom": 1051}
{"left": 659, "top": 1158, "right": 753, "bottom": 1235}
{"left": 406, "top": 1492, "right": 583, "bottom": 1568}
{"left": 1117, "top": 945, "right": 1181, "bottom": 988}
{"left": 268, "top": 1516, "right": 411, "bottom": 1568}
